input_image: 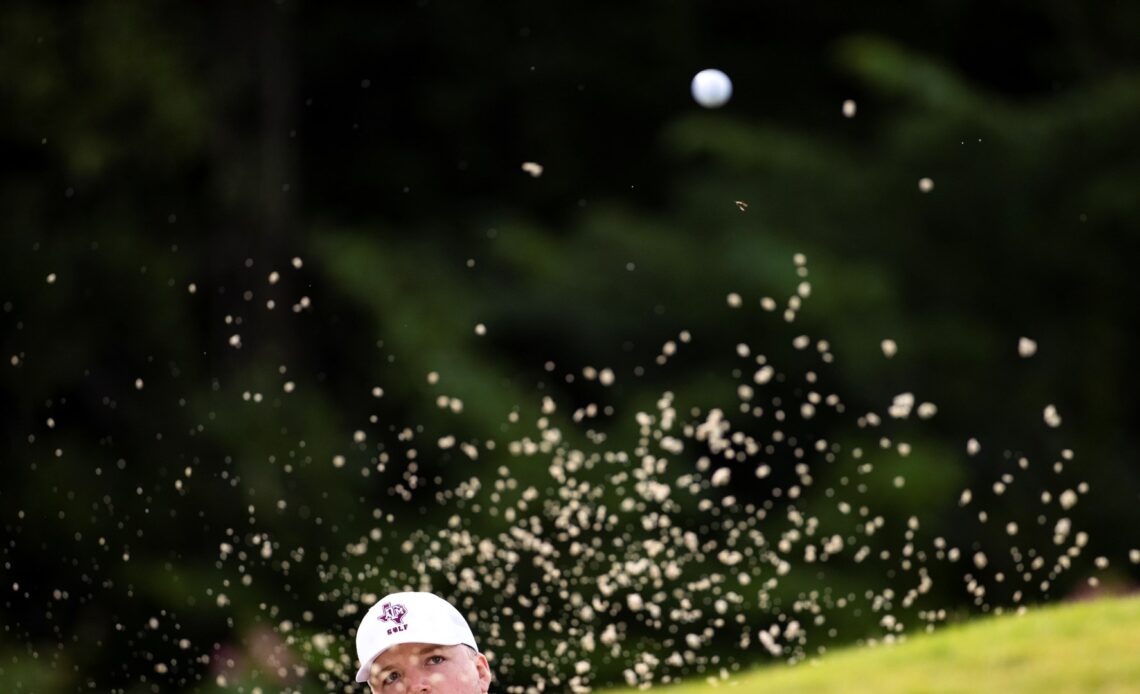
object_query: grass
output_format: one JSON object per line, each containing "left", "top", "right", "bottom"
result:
{"left": 611, "top": 595, "right": 1140, "bottom": 693}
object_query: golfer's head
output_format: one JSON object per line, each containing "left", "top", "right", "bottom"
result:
{"left": 355, "top": 591, "right": 490, "bottom": 693}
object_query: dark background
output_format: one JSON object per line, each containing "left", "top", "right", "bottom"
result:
{"left": 2, "top": 1, "right": 1139, "bottom": 692}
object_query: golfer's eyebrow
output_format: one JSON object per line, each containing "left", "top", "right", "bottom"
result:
{"left": 377, "top": 645, "right": 446, "bottom": 675}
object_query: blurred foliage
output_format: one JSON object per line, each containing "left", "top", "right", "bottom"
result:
{"left": 1, "top": 1, "right": 1138, "bottom": 692}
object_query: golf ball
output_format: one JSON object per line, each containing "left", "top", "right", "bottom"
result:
{"left": 691, "top": 69, "right": 732, "bottom": 108}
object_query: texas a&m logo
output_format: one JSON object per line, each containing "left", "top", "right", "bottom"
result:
{"left": 377, "top": 602, "right": 409, "bottom": 636}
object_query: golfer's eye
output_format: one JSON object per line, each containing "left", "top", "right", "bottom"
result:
{"left": 382, "top": 671, "right": 400, "bottom": 686}
{"left": 427, "top": 655, "right": 445, "bottom": 665}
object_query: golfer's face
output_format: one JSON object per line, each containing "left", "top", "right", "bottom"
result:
{"left": 368, "top": 642, "right": 490, "bottom": 693}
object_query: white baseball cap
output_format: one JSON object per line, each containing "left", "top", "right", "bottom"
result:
{"left": 354, "top": 591, "right": 479, "bottom": 683}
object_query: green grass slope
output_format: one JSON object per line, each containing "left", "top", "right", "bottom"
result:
{"left": 613, "top": 595, "right": 1140, "bottom": 693}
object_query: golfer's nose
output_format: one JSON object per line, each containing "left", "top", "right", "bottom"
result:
{"left": 404, "top": 669, "right": 432, "bottom": 692}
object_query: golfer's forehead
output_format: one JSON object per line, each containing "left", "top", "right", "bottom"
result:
{"left": 376, "top": 642, "right": 449, "bottom": 668}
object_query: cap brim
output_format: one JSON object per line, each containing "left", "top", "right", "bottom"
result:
{"left": 355, "top": 655, "right": 378, "bottom": 683}
{"left": 355, "top": 642, "right": 394, "bottom": 683}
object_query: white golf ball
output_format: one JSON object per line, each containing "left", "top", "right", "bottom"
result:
{"left": 691, "top": 69, "right": 733, "bottom": 108}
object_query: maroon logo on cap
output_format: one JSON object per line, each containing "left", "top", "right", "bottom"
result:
{"left": 377, "top": 602, "right": 407, "bottom": 625}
